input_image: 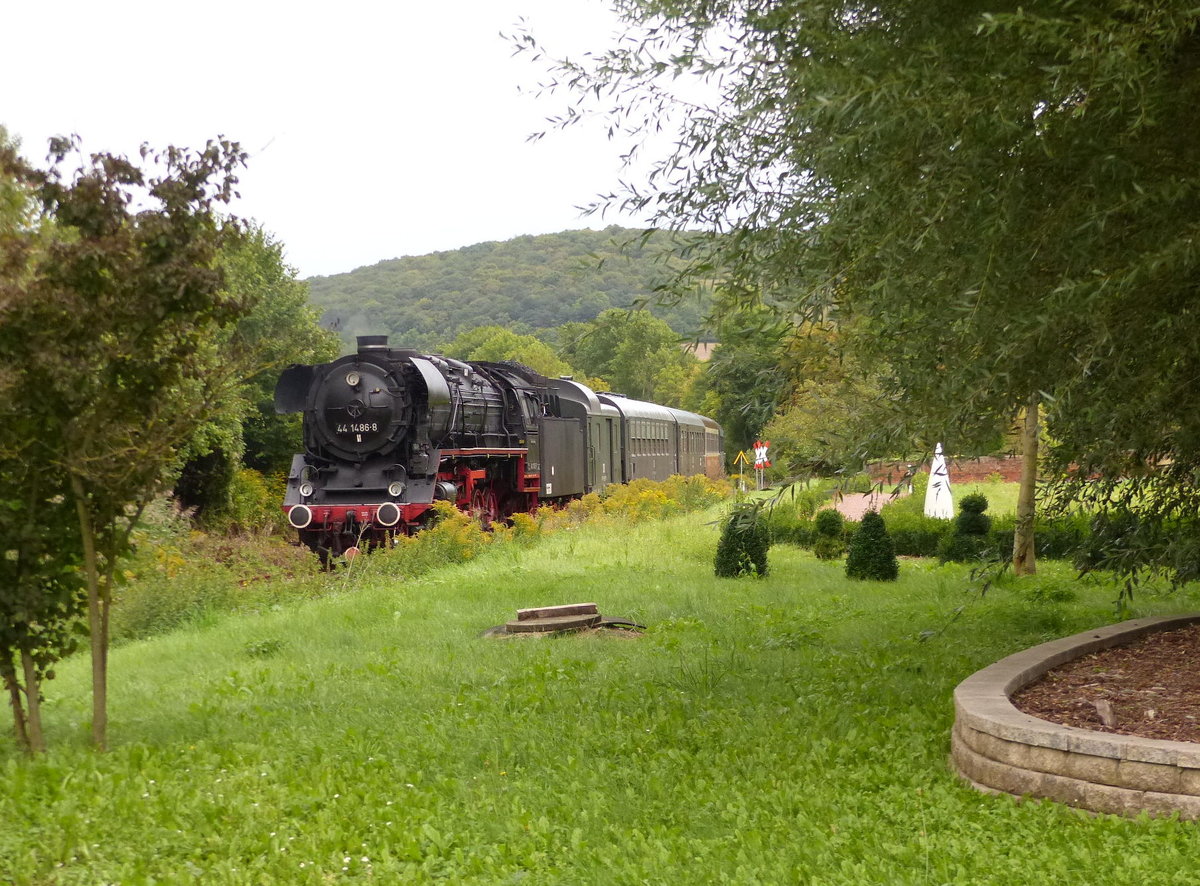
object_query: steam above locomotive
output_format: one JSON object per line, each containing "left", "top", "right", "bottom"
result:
{"left": 275, "top": 335, "right": 723, "bottom": 559}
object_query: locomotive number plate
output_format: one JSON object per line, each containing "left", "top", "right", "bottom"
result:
{"left": 337, "top": 422, "right": 380, "bottom": 435}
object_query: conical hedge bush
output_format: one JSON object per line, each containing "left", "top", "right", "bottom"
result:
{"left": 845, "top": 510, "right": 899, "bottom": 581}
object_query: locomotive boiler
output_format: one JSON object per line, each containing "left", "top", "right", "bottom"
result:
{"left": 275, "top": 335, "right": 723, "bottom": 559}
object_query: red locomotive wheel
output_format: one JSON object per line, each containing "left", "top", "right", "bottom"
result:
{"left": 470, "top": 485, "right": 501, "bottom": 527}
{"left": 482, "top": 488, "right": 500, "bottom": 525}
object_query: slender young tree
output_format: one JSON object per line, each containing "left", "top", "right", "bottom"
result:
{"left": 0, "top": 131, "right": 87, "bottom": 752}
{"left": 0, "top": 136, "right": 252, "bottom": 749}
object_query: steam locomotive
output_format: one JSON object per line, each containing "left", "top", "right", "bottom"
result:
{"left": 274, "top": 335, "right": 724, "bottom": 558}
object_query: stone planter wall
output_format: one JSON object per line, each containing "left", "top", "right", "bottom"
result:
{"left": 952, "top": 614, "right": 1200, "bottom": 818}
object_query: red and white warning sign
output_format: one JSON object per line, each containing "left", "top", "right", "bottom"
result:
{"left": 753, "top": 440, "right": 771, "bottom": 469}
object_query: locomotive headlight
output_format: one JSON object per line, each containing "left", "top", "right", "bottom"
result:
{"left": 299, "top": 481, "right": 315, "bottom": 498}
{"left": 376, "top": 502, "right": 402, "bottom": 527}
{"left": 388, "top": 481, "right": 405, "bottom": 497}
{"left": 345, "top": 371, "right": 361, "bottom": 387}
{"left": 288, "top": 505, "right": 313, "bottom": 529}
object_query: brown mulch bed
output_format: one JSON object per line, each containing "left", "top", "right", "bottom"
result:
{"left": 1011, "top": 622, "right": 1200, "bottom": 744}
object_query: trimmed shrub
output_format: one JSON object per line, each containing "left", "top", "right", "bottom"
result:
{"left": 956, "top": 493, "right": 992, "bottom": 535}
{"left": 845, "top": 510, "right": 899, "bottom": 581}
{"left": 938, "top": 493, "right": 995, "bottom": 563}
{"left": 814, "top": 508, "right": 844, "bottom": 536}
{"left": 715, "top": 502, "right": 770, "bottom": 578}
{"left": 812, "top": 508, "right": 846, "bottom": 560}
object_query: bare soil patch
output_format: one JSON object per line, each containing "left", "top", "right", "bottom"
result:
{"left": 1012, "top": 622, "right": 1200, "bottom": 744}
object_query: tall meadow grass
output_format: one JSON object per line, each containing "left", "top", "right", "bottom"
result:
{"left": 3, "top": 479, "right": 1200, "bottom": 884}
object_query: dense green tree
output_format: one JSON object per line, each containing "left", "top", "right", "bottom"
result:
{"left": 558, "top": 308, "right": 699, "bottom": 405}
{"left": 521, "top": 1, "right": 1200, "bottom": 582}
{"left": 226, "top": 227, "right": 339, "bottom": 473}
{"left": 174, "top": 226, "right": 339, "bottom": 520}
{"left": 0, "top": 135, "right": 252, "bottom": 749}
{"left": 689, "top": 291, "right": 797, "bottom": 456}
{"left": 443, "top": 325, "right": 579, "bottom": 380}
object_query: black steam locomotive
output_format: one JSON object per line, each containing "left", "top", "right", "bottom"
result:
{"left": 274, "top": 335, "right": 724, "bottom": 558}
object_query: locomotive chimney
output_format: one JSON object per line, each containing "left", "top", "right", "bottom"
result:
{"left": 357, "top": 335, "right": 389, "bottom": 352}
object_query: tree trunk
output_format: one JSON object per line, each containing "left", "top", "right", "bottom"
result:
{"left": 1013, "top": 392, "right": 1038, "bottom": 576}
{"left": 71, "top": 474, "right": 107, "bottom": 751}
{"left": 3, "top": 658, "right": 30, "bottom": 752}
{"left": 19, "top": 649, "right": 45, "bottom": 754}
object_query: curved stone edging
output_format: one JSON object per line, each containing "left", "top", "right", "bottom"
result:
{"left": 952, "top": 613, "right": 1200, "bottom": 818}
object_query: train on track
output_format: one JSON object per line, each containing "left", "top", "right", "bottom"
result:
{"left": 274, "top": 335, "right": 724, "bottom": 559}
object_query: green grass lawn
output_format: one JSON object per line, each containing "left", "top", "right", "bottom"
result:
{"left": 3, "top": 507, "right": 1199, "bottom": 884}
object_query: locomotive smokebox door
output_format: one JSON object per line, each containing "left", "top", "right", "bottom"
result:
{"left": 274, "top": 365, "right": 315, "bottom": 414}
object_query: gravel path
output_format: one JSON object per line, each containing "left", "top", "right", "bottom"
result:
{"left": 833, "top": 490, "right": 908, "bottom": 520}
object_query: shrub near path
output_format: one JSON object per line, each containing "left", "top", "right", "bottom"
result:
{"left": 4, "top": 506, "right": 1200, "bottom": 883}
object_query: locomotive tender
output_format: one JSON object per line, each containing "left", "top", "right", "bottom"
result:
{"left": 274, "top": 335, "right": 724, "bottom": 558}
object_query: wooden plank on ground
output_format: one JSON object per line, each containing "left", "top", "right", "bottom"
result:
{"left": 517, "top": 602, "right": 599, "bottom": 621}
{"left": 506, "top": 613, "right": 602, "bottom": 633}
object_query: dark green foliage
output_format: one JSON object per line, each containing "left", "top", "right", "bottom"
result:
{"left": 956, "top": 494, "right": 991, "bottom": 539}
{"left": 691, "top": 300, "right": 795, "bottom": 456}
{"left": 813, "top": 508, "right": 844, "bottom": 537}
{"left": 307, "top": 226, "right": 710, "bottom": 351}
{"left": 174, "top": 447, "right": 237, "bottom": 520}
{"left": 936, "top": 531, "right": 995, "bottom": 564}
{"left": 714, "top": 502, "right": 770, "bottom": 578}
{"left": 939, "top": 493, "right": 993, "bottom": 563}
{"left": 177, "top": 225, "right": 340, "bottom": 510}
{"left": 881, "top": 510, "right": 954, "bottom": 558}
{"left": 845, "top": 511, "right": 899, "bottom": 581}
{"left": 763, "top": 509, "right": 814, "bottom": 547}
{"left": 959, "top": 493, "right": 989, "bottom": 515}
{"left": 988, "top": 515, "right": 1084, "bottom": 563}
{"left": 812, "top": 508, "right": 846, "bottom": 560}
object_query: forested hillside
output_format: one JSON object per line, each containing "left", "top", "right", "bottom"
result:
{"left": 306, "top": 226, "right": 710, "bottom": 350}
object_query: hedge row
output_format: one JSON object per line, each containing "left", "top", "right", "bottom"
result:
{"left": 765, "top": 504, "right": 1095, "bottom": 562}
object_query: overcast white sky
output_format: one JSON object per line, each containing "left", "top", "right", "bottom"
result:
{"left": 3, "top": 0, "right": 644, "bottom": 278}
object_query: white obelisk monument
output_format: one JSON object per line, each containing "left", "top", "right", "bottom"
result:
{"left": 924, "top": 443, "right": 954, "bottom": 519}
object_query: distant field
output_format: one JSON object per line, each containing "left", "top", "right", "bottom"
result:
{"left": 3, "top": 505, "right": 1198, "bottom": 884}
